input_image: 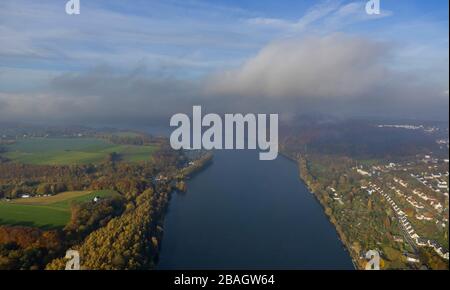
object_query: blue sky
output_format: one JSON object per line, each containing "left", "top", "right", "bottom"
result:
{"left": 1, "top": 0, "right": 447, "bottom": 78}
{"left": 0, "top": 0, "right": 448, "bottom": 124}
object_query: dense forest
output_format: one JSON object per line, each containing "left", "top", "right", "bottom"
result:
{"left": 280, "top": 119, "right": 447, "bottom": 160}
{"left": 46, "top": 187, "right": 168, "bottom": 270}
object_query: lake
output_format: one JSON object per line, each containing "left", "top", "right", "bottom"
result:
{"left": 157, "top": 150, "right": 353, "bottom": 270}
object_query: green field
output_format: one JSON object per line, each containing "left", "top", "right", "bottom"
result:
{"left": 1, "top": 137, "right": 158, "bottom": 165}
{"left": 110, "top": 131, "right": 143, "bottom": 138}
{"left": 0, "top": 190, "right": 119, "bottom": 229}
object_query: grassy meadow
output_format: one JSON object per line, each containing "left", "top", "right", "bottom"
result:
{"left": 1, "top": 137, "right": 158, "bottom": 165}
{"left": 0, "top": 190, "right": 119, "bottom": 229}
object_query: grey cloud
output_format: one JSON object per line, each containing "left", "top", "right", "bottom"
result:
{"left": 0, "top": 65, "right": 202, "bottom": 126}
{"left": 206, "top": 34, "right": 389, "bottom": 100}
{"left": 205, "top": 34, "right": 449, "bottom": 120}
{"left": 0, "top": 34, "right": 448, "bottom": 126}
{"left": 0, "top": 98, "right": 8, "bottom": 114}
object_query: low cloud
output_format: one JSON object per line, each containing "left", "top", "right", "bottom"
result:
{"left": 0, "top": 34, "right": 448, "bottom": 126}
{"left": 0, "top": 67, "right": 203, "bottom": 126}
{"left": 207, "top": 34, "right": 388, "bottom": 99}
{"left": 205, "top": 34, "right": 449, "bottom": 119}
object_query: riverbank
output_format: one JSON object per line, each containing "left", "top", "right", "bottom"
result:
{"left": 180, "top": 152, "right": 214, "bottom": 178}
{"left": 281, "top": 151, "right": 359, "bottom": 270}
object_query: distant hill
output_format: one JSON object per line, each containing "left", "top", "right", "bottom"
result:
{"left": 281, "top": 117, "right": 448, "bottom": 160}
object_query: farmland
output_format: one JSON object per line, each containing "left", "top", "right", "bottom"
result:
{"left": 0, "top": 190, "right": 119, "bottom": 229}
{"left": 0, "top": 137, "right": 158, "bottom": 165}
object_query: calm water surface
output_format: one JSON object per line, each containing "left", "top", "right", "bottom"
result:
{"left": 158, "top": 150, "right": 353, "bottom": 269}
